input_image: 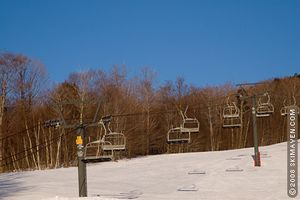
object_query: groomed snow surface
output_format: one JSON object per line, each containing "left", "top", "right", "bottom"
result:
{"left": 1, "top": 141, "right": 299, "bottom": 200}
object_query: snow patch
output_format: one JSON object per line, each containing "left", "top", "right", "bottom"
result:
{"left": 43, "top": 196, "right": 115, "bottom": 200}
{"left": 0, "top": 141, "right": 296, "bottom": 200}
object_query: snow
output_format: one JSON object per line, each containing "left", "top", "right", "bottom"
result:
{"left": 0, "top": 141, "right": 299, "bottom": 200}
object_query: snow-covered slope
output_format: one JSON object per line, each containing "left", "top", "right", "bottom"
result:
{"left": 0, "top": 141, "right": 298, "bottom": 200}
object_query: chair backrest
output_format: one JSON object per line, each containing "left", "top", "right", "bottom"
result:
{"left": 84, "top": 140, "right": 113, "bottom": 157}
{"left": 167, "top": 127, "right": 191, "bottom": 143}
{"left": 222, "top": 98, "right": 242, "bottom": 128}
{"left": 281, "top": 97, "right": 298, "bottom": 116}
{"left": 223, "top": 101, "right": 240, "bottom": 118}
{"left": 179, "top": 106, "right": 199, "bottom": 133}
{"left": 256, "top": 93, "right": 274, "bottom": 117}
{"left": 102, "top": 132, "right": 126, "bottom": 150}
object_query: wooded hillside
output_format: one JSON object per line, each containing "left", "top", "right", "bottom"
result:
{"left": 0, "top": 52, "right": 299, "bottom": 172}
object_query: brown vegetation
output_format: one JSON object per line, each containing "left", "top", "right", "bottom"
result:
{"left": 0, "top": 52, "right": 299, "bottom": 172}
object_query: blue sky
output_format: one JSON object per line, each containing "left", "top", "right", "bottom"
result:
{"left": 0, "top": 0, "right": 299, "bottom": 87}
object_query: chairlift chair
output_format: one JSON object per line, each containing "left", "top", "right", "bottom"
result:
{"left": 102, "top": 132, "right": 126, "bottom": 151}
{"left": 180, "top": 107, "right": 200, "bottom": 133}
{"left": 280, "top": 98, "right": 299, "bottom": 116}
{"left": 181, "top": 118, "right": 199, "bottom": 133}
{"left": 222, "top": 101, "right": 242, "bottom": 128}
{"left": 256, "top": 105, "right": 273, "bottom": 117}
{"left": 83, "top": 140, "right": 113, "bottom": 163}
{"left": 83, "top": 115, "right": 126, "bottom": 162}
{"left": 167, "top": 127, "right": 191, "bottom": 144}
{"left": 98, "top": 116, "right": 126, "bottom": 151}
{"left": 256, "top": 93, "right": 274, "bottom": 118}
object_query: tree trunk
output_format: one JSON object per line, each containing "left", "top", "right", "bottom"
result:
{"left": 9, "top": 142, "right": 20, "bottom": 171}
{"left": 55, "top": 130, "right": 63, "bottom": 168}
{"left": 23, "top": 137, "right": 30, "bottom": 169}
{"left": 49, "top": 128, "right": 54, "bottom": 168}
{"left": 243, "top": 120, "right": 250, "bottom": 148}
{"left": 63, "top": 129, "right": 69, "bottom": 167}
{"left": 43, "top": 128, "right": 49, "bottom": 169}
{"left": 0, "top": 81, "right": 7, "bottom": 172}
{"left": 34, "top": 121, "right": 41, "bottom": 170}
{"left": 238, "top": 101, "right": 244, "bottom": 148}
{"left": 208, "top": 106, "right": 215, "bottom": 151}
{"left": 25, "top": 119, "right": 38, "bottom": 169}
{"left": 146, "top": 108, "right": 150, "bottom": 155}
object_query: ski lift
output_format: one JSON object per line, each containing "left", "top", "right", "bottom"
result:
{"left": 256, "top": 93, "right": 274, "bottom": 117}
{"left": 280, "top": 99, "right": 289, "bottom": 116}
{"left": 166, "top": 106, "right": 198, "bottom": 144}
{"left": 167, "top": 127, "right": 191, "bottom": 144}
{"left": 280, "top": 97, "right": 299, "bottom": 116}
{"left": 222, "top": 98, "right": 242, "bottom": 128}
{"left": 98, "top": 116, "right": 126, "bottom": 151}
{"left": 83, "top": 115, "right": 126, "bottom": 162}
{"left": 179, "top": 107, "right": 199, "bottom": 133}
{"left": 102, "top": 132, "right": 126, "bottom": 151}
{"left": 83, "top": 140, "right": 113, "bottom": 163}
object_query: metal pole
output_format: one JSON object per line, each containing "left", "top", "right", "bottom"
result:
{"left": 77, "top": 126, "right": 87, "bottom": 197}
{"left": 252, "top": 95, "right": 261, "bottom": 167}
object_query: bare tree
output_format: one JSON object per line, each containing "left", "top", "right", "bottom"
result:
{"left": 0, "top": 53, "right": 17, "bottom": 171}
{"left": 138, "top": 67, "right": 157, "bottom": 155}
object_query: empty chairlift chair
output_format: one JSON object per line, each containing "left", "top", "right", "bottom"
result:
{"left": 167, "top": 126, "right": 191, "bottom": 144}
{"left": 83, "top": 115, "right": 126, "bottom": 163}
{"left": 167, "top": 107, "right": 199, "bottom": 144}
{"left": 180, "top": 107, "right": 200, "bottom": 133}
{"left": 256, "top": 93, "right": 274, "bottom": 117}
{"left": 83, "top": 140, "right": 114, "bottom": 163}
{"left": 102, "top": 133, "right": 126, "bottom": 151}
{"left": 280, "top": 97, "right": 299, "bottom": 116}
{"left": 223, "top": 100, "right": 242, "bottom": 128}
{"left": 99, "top": 116, "right": 126, "bottom": 151}
{"left": 280, "top": 99, "right": 289, "bottom": 116}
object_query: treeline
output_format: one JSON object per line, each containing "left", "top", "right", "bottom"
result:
{"left": 0, "top": 52, "right": 299, "bottom": 172}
